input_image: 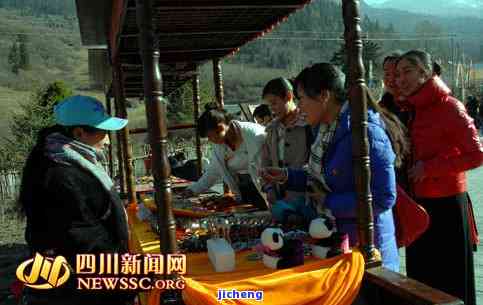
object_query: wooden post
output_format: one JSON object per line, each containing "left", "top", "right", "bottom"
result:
{"left": 136, "top": 0, "right": 177, "bottom": 256}
{"left": 213, "top": 58, "right": 230, "bottom": 193}
{"left": 105, "top": 91, "right": 115, "bottom": 178}
{"left": 213, "top": 58, "right": 224, "bottom": 109}
{"left": 342, "top": 0, "right": 379, "bottom": 266}
{"left": 113, "top": 85, "right": 127, "bottom": 195}
{"left": 192, "top": 73, "right": 203, "bottom": 178}
{"left": 113, "top": 63, "right": 137, "bottom": 206}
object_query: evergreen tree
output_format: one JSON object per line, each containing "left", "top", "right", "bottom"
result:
{"left": 8, "top": 40, "right": 20, "bottom": 74}
{"left": 167, "top": 84, "right": 186, "bottom": 123}
{"left": 165, "top": 80, "right": 212, "bottom": 125}
{"left": 330, "top": 40, "right": 382, "bottom": 78}
{"left": 2, "top": 81, "right": 73, "bottom": 170}
{"left": 7, "top": 35, "right": 31, "bottom": 73}
{"left": 18, "top": 34, "right": 30, "bottom": 70}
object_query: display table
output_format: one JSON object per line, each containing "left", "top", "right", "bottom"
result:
{"left": 128, "top": 210, "right": 364, "bottom": 305}
{"left": 135, "top": 176, "right": 192, "bottom": 196}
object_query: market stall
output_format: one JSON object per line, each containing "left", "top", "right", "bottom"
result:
{"left": 75, "top": 0, "right": 465, "bottom": 304}
{"left": 129, "top": 187, "right": 363, "bottom": 305}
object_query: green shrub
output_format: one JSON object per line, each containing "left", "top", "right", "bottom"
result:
{"left": 1, "top": 81, "right": 73, "bottom": 170}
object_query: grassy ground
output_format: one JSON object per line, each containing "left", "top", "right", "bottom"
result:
{"left": 0, "top": 87, "right": 31, "bottom": 139}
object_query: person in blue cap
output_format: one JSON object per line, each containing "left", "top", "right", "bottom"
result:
{"left": 18, "top": 95, "right": 135, "bottom": 305}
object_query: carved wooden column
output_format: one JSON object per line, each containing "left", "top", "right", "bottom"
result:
{"left": 213, "top": 58, "right": 224, "bottom": 109}
{"left": 192, "top": 72, "right": 203, "bottom": 178}
{"left": 113, "top": 84, "right": 127, "bottom": 195}
{"left": 105, "top": 91, "right": 115, "bottom": 178}
{"left": 342, "top": 0, "right": 379, "bottom": 266}
{"left": 136, "top": 0, "right": 177, "bottom": 255}
{"left": 113, "top": 63, "right": 137, "bottom": 206}
{"left": 213, "top": 58, "right": 230, "bottom": 193}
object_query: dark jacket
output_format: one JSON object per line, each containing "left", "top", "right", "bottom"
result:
{"left": 20, "top": 135, "right": 132, "bottom": 304}
{"left": 23, "top": 161, "right": 129, "bottom": 261}
{"left": 23, "top": 152, "right": 129, "bottom": 259}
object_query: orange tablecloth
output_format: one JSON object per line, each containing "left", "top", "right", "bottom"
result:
{"left": 129, "top": 211, "right": 364, "bottom": 305}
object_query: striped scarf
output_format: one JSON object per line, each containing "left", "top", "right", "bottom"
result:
{"left": 44, "top": 132, "right": 114, "bottom": 192}
{"left": 306, "top": 121, "right": 337, "bottom": 191}
{"left": 303, "top": 119, "right": 338, "bottom": 214}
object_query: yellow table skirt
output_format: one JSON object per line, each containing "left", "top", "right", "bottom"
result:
{"left": 129, "top": 211, "right": 364, "bottom": 305}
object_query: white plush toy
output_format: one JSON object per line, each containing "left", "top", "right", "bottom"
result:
{"left": 260, "top": 227, "right": 304, "bottom": 269}
{"left": 309, "top": 216, "right": 336, "bottom": 239}
{"left": 309, "top": 212, "right": 347, "bottom": 259}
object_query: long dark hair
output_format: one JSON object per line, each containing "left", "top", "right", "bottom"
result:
{"left": 295, "top": 62, "right": 409, "bottom": 167}
{"left": 18, "top": 125, "right": 64, "bottom": 216}
{"left": 197, "top": 103, "right": 234, "bottom": 138}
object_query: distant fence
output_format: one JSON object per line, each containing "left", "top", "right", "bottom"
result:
{"left": 0, "top": 171, "right": 21, "bottom": 201}
{"left": 0, "top": 171, "right": 21, "bottom": 223}
{"left": 0, "top": 139, "right": 214, "bottom": 200}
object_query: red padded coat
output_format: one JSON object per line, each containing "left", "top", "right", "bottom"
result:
{"left": 407, "top": 77, "right": 483, "bottom": 198}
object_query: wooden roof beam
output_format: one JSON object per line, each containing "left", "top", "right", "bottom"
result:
{"left": 120, "top": 51, "right": 232, "bottom": 65}
{"left": 127, "top": 67, "right": 196, "bottom": 72}
{"left": 121, "top": 74, "right": 199, "bottom": 80}
{"left": 120, "top": 47, "right": 235, "bottom": 55}
{"left": 129, "top": 124, "right": 196, "bottom": 134}
{"left": 124, "top": 78, "right": 191, "bottom": 85}
{"left": 126, "top": 4, "right": 304, "bottom": 11}
{"left": 120, "top": 30, "right": 263, "bottom": 38}
{"left": 122, "top": 63, "right": 201, "bottom": 67}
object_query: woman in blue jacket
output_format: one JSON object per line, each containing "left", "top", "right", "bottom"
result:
{"left": 262, "top": 63, "right": 409, "bottom": 271}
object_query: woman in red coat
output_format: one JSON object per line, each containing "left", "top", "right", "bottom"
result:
{"left": 396, "top": 50, "right": 483, "bottom": 305}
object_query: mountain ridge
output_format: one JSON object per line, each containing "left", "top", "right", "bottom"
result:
{"left": 367, "top": 0, "right": 483, "bottom": 18}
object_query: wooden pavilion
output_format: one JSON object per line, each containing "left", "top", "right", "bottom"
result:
{"left": 75, "top": 0, "right": 464, "bottom": 304}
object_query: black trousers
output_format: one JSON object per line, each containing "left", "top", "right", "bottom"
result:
{"left": 406, "top": 193, "right": 476, "bottom": 305}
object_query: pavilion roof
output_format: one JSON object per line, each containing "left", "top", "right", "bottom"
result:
{"left": 76, "top": 0, "right": 312, "bottom": 97}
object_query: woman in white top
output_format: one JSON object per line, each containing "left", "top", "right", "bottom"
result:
{"left": 184, "top": 104, "right": 268, "bottom": 210}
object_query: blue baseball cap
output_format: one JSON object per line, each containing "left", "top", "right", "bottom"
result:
{"left": 54, "top": 95, "right": 128, "bottom": 131}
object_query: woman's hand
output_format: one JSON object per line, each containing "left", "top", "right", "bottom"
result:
{"left": 409, "top": 161, "right": 427, "bottom": 182}
{"left": 260, "top": 167, "right": 287, "bottom": 184}
{"left": 265, "top": 188, "right": 277, "bottom": 204}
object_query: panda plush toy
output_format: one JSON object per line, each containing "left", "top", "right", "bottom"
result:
{"left": 260, "top": 227, "right": 304, "bottom": 269}
{"left": 309, "top": 214, "right": 349, "bottom": 259}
